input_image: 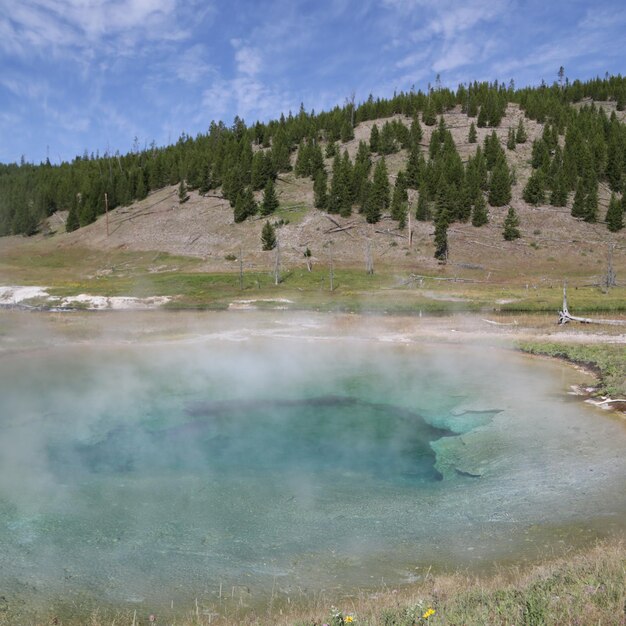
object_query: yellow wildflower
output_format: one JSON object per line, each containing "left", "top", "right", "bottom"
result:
{"left": 345, "top": 616, "right": 354, "bottom": 623}
{"left": 422, "top": 608, "right": 436, "bottom": 619}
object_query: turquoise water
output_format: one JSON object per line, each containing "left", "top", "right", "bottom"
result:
{"left": 1, "top": 317, "right": 625, "bottom": 615}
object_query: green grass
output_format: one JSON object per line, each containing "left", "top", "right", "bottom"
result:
{"left": 517, "top": 341, "right": 626, "bottom": 396}
{"left": 2, "top": 243, "right": 626, "bottom": 315}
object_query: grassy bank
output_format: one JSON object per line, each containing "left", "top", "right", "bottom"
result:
{"left": 2, "top": 540, "right": 624, "bottom": 626}
{"left": 518, "top": 341, "right": 626, "bottom": 397}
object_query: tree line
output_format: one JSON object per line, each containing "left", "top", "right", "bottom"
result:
{"left": 1, "top": 74, "right": 625, "bottom": 241}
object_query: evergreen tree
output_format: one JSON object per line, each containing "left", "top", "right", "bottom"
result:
{"left": 468, "top": 122, "right": 477, "bottom": 144}
{"left": 367, "top": 157, "right": 390, "bottom": 223}
{"left": 523, "top": 170, "right": 545, "bottom": 205}
{"left": 506, "top": 128, "right": 516, "bottom": 150}
{"left": 379, "top": 122, "right": 396, "bottom": 154}
{"left": 369, "top": 124, "right": 380, "bottom": 153}
{"left": 483, "top": 131, "right": 504, "bottom": 169}
{"left": 198, "top": 161, "right": 212, "bottom": 194}
{"left": 606, "top": 134, "right": 623, "bottom": 192}
{"left": 135, "top": 171, "right": 147, "bottom": 200}
{"left": 415, "top": 189, "right": 431, "bottom": 221}
{"left": 340, "top": 120, "right": 354, "bottom": 143}
{"left": 178, "top": 179, "right": 188, "bottom": 204}
{"left": 549, "top": 171, "right": 569, "bottom": 207}
{"left": 294, "top": 140, "right": 311, "bottom": 177}
{"left": 422, "top": 98, "right": 436, "bottom": 126}
{"left": 571, "top": 180, "right": 586, "bottom": 218}
{"left": 390, "top": 170, "right": 408, "bottom": 222}
{"left": 477, "top": 105, "right": 488, "bottom": 128}
{"left": 471, "top": 191, "right": 489, "bottom": 226}
{"left": 261, "top": 221, "right": 277, "bottom": 250}
{"left": 309, "top": 142, "right": 325, "bottom": 177}
{"left": 65, "top": 195, "right": 80, "bottom": 232}
{"left": 433, "top": 204, "right": 449, "bottom": 261}
{"left": 583, "top": 184, "right": 598, "bottom": 223}
{"left": 233, "top": 187, "right": 257, "bottom": 223}
{"left": 531, "top": 139, "right": 550, "bottom": 170}
{"left": 503, "top": 206, "right": 521, "bottom": 240}
{"left": 488, "top": 156, "right": 512, "bottom": 206}
{"left": 410, "top": 117, "right": 423, "bottom": 145}
{"left": 515, "top": 119, "right": 527, "bottom": 143}
{"left": 325, "top": 141, "right": 337, "bottom": 158}
{"left": 406, "top": 143, "right": 423, "bottom": 189}
{"left": 606, "top": 193, "right": 624, "bottom": 231}
{"left": 313, "top": 168, "right": 328, "bottom": 210}
{"left": 260, "top": 177, "right": 279, "bottom": 215}
{"left": 467, "top": 95, "right": 478, "bottom": 118}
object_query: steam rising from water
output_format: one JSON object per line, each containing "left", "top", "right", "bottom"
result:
{"left": 0, "top": 311, "right": 625, "bottom": 613}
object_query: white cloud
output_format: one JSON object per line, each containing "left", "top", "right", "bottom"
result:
{"left": 233, "top": 44, "right": 262, "bottom": 76}
{"left": 0, "top": 0, "right": 203, "bottom": 59}
{"left": 432, "top": 40, "right": 477, "bottom": 72}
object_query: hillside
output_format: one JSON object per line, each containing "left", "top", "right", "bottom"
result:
{"left": 1, "top": 82, "right": 625, "bottom": 313}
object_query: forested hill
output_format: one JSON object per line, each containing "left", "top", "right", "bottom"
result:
{"left": 1, "top": 75, "right": 625, "bottom": 243}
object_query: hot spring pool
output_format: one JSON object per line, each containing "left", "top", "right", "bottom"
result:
{"left": 0, "top": 311, "right": 625, "bottom": 616}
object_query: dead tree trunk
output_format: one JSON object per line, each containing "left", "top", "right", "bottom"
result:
{"left": 274, "top": 241, "right": 281, "bottom": 286}
{"left": 558, "top": 283, "right": 626, "bottom": 325}
{"left": 365, "top": 239, "right": 374, "bottom": 275}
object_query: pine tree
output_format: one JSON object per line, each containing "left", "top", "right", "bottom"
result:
{"left": 178, "top": 179, "right": 188, "bottom": 204}
{"left": 340, "top": 120, "right": 354, "bottom": 143}
{"left": 433, "top": 204, "right": 449, "bottom": 261}
{"left": 471, "top": 191, "right": 488, "bottom": 226}
{"left": 468, "top": 122, "right": 477, "bottom": 144}
{"left": 523, "top": 170, "right": 545, "bottom": 205}
{"left": 309, "top": 142, "right": 325, "bottom": 177}
{"left": 484, "top": 131, "right": 504, "bottom": 170}
{"left": 294, "top": 140, "right": 311, "bottom": 177}
{"left": 415, "top": 190, "right": 431, "bottom": 221}
{"left": 506, "top": 128, "right": 516, "bottom": 150}
{"left": 390, "top": 170, "right": 408, "bottom": 222}
{"left": 583, "top": 184, "right": 598, "bottom": 223}
{"left": 260, "top": 178, "right": 279, "bottom": 215}
{"left": 233, "top": 187, "right": 257, "bottom": 223}
{"left": 406, "top": 144, "right": 423, "bottom": 189}
{"left": 261, "top": 221, "right": 277, "bottom": 250}
{"left": 531, "top": 139, "right": 550, "bottom": 171}
{"left": 65, "top": 195, "right": 80, "bottom": 232}
{"left": 606, "top": 193, "right": 624, "bottom": 231}
{"left": 313, "top": 168, "right": 328, "bottom": 210}
{"left": 367, "top": 157, "right": 390, "bottom": 223}
{"left": 503, "top": 206, "right": 521, "bottom": 240}
{"left": 477, "top": 105, "right": 488, "bottom": 128}
{"left": 457, "top": 181, "right": 473, "bottom": 222}
{"left": 571, "top": 181, "right": 586, "bottom": 218}
{"left": 369, "top": 124, "right": 380, "bottom": 153}
{"left": 379, "top": 122, "right": 396, "bottom": 154}
{"left": 422, "top": 99, "right": 436, "bottom": 126}
{"left": 549, "top": 171, "right": 568, "bottom": 207}
{"left": 325, "top": 141, "right": 337, "bottom": 158}
{"left": 606, "top": 134, "right": 623, "bottom": 192}
{"left": 410, "top": 117, "right": 423, "bottom": 145}
{"left": 135, "top": 171, "right": 147, "bottom": 200}
{"left": 488, "top": 156, "right": 512, "bottom": 206}
{"left": 467, "top": 95, "right": 478, "bottom": 118}
{"left": 515, "top": 119, "right": 527, "bottom": 143}
{"left": 199, "top": 161, "right": 212, "bottom": 194}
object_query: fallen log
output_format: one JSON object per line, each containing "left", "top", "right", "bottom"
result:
{"left": 558, "top": 283, "right": 626, "bottom": 326}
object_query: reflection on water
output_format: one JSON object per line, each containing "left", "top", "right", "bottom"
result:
{"left": 0, "top": 311, "right": 625, "bottom": 615}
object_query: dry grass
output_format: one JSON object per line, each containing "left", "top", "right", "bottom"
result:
{"left": 3, "top": 540, "right": 624, "bottom": 626}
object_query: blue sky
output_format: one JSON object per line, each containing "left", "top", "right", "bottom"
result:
{"left": 0, "top": 0, "right": 625, "bottom": 164}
